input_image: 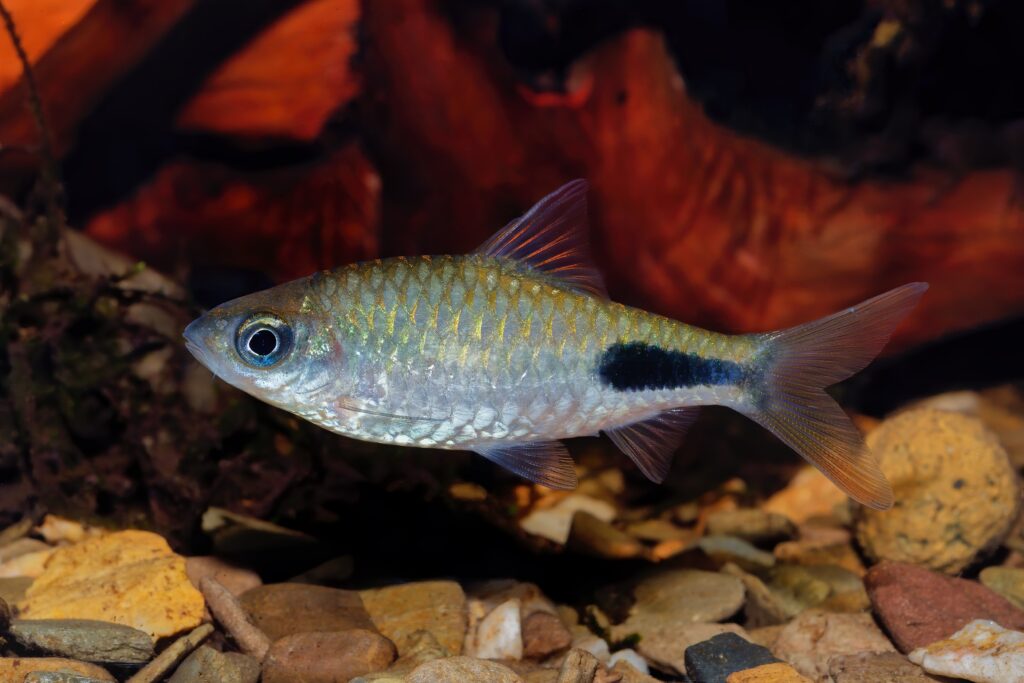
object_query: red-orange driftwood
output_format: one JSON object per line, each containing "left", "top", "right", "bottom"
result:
{"left": 359, "top": 0, "right": 1024, "bottom": 350}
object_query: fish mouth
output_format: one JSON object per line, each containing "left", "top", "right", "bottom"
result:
{"left": 182, "top": 318, "right": 213, "bottom": 369}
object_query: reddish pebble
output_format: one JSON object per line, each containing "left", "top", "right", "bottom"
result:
{"left": 865, "top": 561, "right": 1024, "bottom": 652}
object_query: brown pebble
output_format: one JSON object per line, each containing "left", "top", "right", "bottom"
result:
{"left": 725, "top": 662, "right": 812, "bottom": 682}
{"left": 241, "top": 582, "right": 375, "bottom": 640}
{"left": 186, "top": 556, "right": 261, "bottom": 597}
{"left": 126, "top": 623, "right": 214, "bottom": 683}
{"left": 523, "top": 611, "right": 573, "bottom": 659}
{"left": 262, "top": 629, "right": 397, "bottom": 683}
{"left": 866, "top": 561, "right": 1024, "bottom": 652}
{"left": 557, "top": 648, "right": 601, "bottom": 683}
{"left": 201, "top": 577, "right": 271, "bottom": 658}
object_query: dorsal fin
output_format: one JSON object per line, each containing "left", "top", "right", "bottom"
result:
{"left": 475, "top": 180, "right": 608, "bottom": 297}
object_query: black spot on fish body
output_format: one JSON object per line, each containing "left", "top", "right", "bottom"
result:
{"left": 597, "top": 342, "right": 744, "bottom": 392}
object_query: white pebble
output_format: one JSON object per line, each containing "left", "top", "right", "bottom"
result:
{"left": 472, "top": 598, "right": 523, "bottom": 660}
{"left": 909, "top": 619, "right": 1024, "bottom": 683}
{"left": 609, "top": 648, "right": 649, "bottom": 673}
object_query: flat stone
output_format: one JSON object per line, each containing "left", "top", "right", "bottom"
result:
{"left": 625, "top": 519, "right": 692, "bottom": 542}
{"left": 705, "top": 510, "right": 796, "bottom": 545}
{"left": 167, "top": 645, "right": 260, "bottom": 683}
{"left": 866, "top": 561, "right": 1024, "bottom": 652}
{"left": 520, "top": 495, "right": 617, "bottom": 544}
{"left": 763, "top": 467, "right": 848, "bottom": 525}
{"left": 17, "top": 530, "right": 204, "bottom": 639}
{"left": 406, "top": 656, "right": 524, "bottom": 682}
{"left": 827, "top": 652, "right": 947, "bottom": 682}
{"left": 909, "top": 619, "right": 1024, "bottom": 683}
{"left": 854, "top": 409, "right": 1020, "bottom": 574}
{"left": 607, "top": 570, "right": 745, "bottom": 674}
{"left": 23, "top": 674, "right": 116, "bottom": 683}
{"left": 522, "top": 611, "right": 572, "bottom": 659}
{"left": 262, "top": 629, "right": 397, "bottom": 683}
{"left": 611, "top": 660, "right": 661, "bottom": 683}
{"left": 185, "top": 556, "right": 261, "bottom": 597}
{"left": 239, "top": 583, "right": 373, "bottom": 640}
{"left": 0, "top": 575, "right": 33, "bottom": 603}
{"left": 979, "top": 566, "right": 1024, "bottom": 610}
{"left": 771, "top": 610, "right": 895, "bottom": 680}
{"left": 361, "top": 580, "right": 468, "bottom": 656}
{"left": 9, "top": 619, "right": 154, "bottom": 664}
{"left": 0, "top": 659, "right": 114, "bottom": 681}
{"left": 724, "top": 663, "right": 812, "bottom": 682}
{"left": 698, "top": 535, "right": 776, "bottom": 571}
{"left": 0, "top": 537, "right": 50, "bottom": 563}
{"left": 568, "top": 511, "right": 646, "bottom": 559}
{"left": 684, "top": 632, "right": 780, "bottom": 683}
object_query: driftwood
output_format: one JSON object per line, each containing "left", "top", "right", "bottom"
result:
{"left": 0, "top": 0, "right": 1021, "bottom": 351}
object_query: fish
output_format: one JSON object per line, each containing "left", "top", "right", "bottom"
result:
{"left": 184, "top": 180, "right": 927, "bottom": 509}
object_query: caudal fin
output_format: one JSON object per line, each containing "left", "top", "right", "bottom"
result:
{"left": 742, "top": 283, "right": 928, "bottom": 509}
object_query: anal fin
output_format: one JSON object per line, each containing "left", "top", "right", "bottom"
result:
{"left": 605, "top": 407, "right": 700, "bottom": 483}
{"left": 473, "top": 441, "right": 578, "bottom": 490}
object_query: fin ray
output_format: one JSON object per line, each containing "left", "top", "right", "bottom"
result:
{"left": 473, "top": 441, "right": 578, "bottom": 490}
{"left": 742, "top": 282, "right": 928, "bottom": 509}
{"left": 475, "top": 180, "right": 607, "bottom": 297}
{"left": 605, "top": 407, "right": 700, "bottom": 482}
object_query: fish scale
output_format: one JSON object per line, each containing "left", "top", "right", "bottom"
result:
{"left": 185, "top": 180, "right": 926, "bottom": 507}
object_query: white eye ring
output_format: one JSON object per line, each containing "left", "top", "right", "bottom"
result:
{"left": 236, "top": 314, "right": 292, "bottom": 368}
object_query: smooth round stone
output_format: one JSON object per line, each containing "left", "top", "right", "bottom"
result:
{"left": 239, "top": 583, "right": 375, "bottom": 640}
{"left": 705, "top": 509, "right": 796, "bottom": 544}
{"left": 168, "top": 645, "right": 260, "bottom": 683}
{"left": 772, "top": 610, "right": 895, "bottom": 680}
{"left": 698, "top": 535, "right": 776, "bottom": 571}
{"left": 854, "top": 409, "right": 1019, "bottom": 574}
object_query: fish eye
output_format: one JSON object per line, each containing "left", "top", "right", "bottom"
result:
{"left": 235, "top": 314, "right": 293, "bottom": 368}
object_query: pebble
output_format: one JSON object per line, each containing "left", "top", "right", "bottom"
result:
{"left": 568, "top": 511, "right": 646, "bottom": 559}
{"left": 167, "top": 645, "right": 260, "bottom": 683}
{"left": 520, "top": 495, "right": 617, "bottom": 544}
{"left": 979, "top": 566, "right": 1024, "bottom": 610}
{"left": 763, "top": 467, "right": 848, "bottom": 525}
{"left": 0, "top": 659, "right": 114, "bottom": 682}
{"left": 0, "top": 537, "right": 50, "bottom": 563}
{"left": 0, "top": 547, "right": 55, "bottom": 578}
{"left": 36, "top": 515, "right": 94, "bottom": 545}
{"left": 406, "top": 655, "right": 525, "bottom": 682}
{"left": 705, "top": 509, "right": 796, "bottom": 545}
{"left": 909, "top": 619, "right": 1024, "bottom": 683}
{"left": 9, "top": 619, "right": 154, "bottom": 664}
{"left": 262, "top": 629, "right": 397, "bottom": 683}
{"left": 625, "top": 519, "right": 693, "bottom": 542}
{"left": 723, "top": 663, "right": 812, "bottom": 682}
{"left": 684, "top": 632, "right": 781, "bottom": 683}
{"left": 185, "top": 556, "right": 262, "bottom": 597}
{"left": 24, "top": 674, "right": 117, "bottom": 683}
{"left": 357, "top": 629, "right": 448, "bottom": 679}
{"left": 201, "top": 507, "right": 316, "bottom": 555}
{"left": 614, "top": 622, "right": 748, "bottom": 676}
{"left": 607, "top": 570, "right": 744, "bottom": 673}
{"left": 768, "top": 564, "right": 870, "bottom": 613}
{"left": 611, "top": 660, "right": 660, "bottom": 683}
{"left": 360, "top": 580, "right": 468, "bottom": 656}
{"left": 18, "top": 530, "right": 204, "bottom": 639}
{"left": 556, "top": 648, "right": 600, "bottom": 683}
{"left": 607, "top": 649, "right": 648, "bottom": 673}
{"left": 201, "top": 577, "right": 271, "bottom": 658}
{"left": 698, "top": 535, "right": 776, "bottom": 571}
{"left": 471, "top": 598, "right": 523, "bottom": 659}
{"left": 523, "top": 611, "right": 573, "bottom": 658}
{"left": 773, "top": 534, "right": 865, "bottom": 577}
{"left": 571, "top": 630, "right": 611, "bottom": 662}
{"left": 854, "top": 409, "right": 1020, "bottom": 574}
{"left": 771, "top": 610, "right": 895, "bottom": 680}
{"left": 720, "top": 565, "right": 796, "bottom": 627}
{"left": 239, "top": 582, "right": 374, "bottom": 640}
{"left": 0, "top": 575, "right": 33, "bottom": 603}
{"left": 125, "top": 623, "right": 213, "bottom": 683}
{"left": 866, "top": 561, "right": 1024, "bottom": 652}
{"left": 827, "top": 652, "right": 947, "bottom": 682}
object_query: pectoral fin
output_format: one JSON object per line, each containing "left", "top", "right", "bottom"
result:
{"left": 473, "top": 441, "right": 578, "bottom": 490}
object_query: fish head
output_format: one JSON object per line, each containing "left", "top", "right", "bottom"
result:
{"left": 183, "top": 276, "right": 347, "bottom": 410}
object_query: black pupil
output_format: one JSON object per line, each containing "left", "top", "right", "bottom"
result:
{"left": 248, "top": 329, "right": 278, "bottom": 356}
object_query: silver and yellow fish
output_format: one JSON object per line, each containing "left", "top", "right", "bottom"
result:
{"left": 184, "top": 181, "right": 926, "bottom": 509}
